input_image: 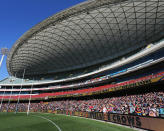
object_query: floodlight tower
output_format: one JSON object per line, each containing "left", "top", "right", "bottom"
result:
{"left": 0, "top": 48, "right": 9, "bottom": 69}
{"left": 0, "top": 48, "right": 9, "bottom": 112}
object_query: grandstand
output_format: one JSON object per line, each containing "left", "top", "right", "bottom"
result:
{"left": 0, "top": 0, "right": 164, "bottom": 131}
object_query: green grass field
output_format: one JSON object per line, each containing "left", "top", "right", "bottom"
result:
{"left": 0, "top": 113, "right": 134, "bottom": 131}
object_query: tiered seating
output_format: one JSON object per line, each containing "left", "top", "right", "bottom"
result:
{"left": 0, "top": 71, "right": 163, "bottom": 100}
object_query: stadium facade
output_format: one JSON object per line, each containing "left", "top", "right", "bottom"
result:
{"left": 0, "top": 0, "right": 164, "bottom": 130}
{"left": 0, "top": 0, "right": 163, "bottom": 105}
{"left": 0, "top": 0, "right": 163, "bottom": 99}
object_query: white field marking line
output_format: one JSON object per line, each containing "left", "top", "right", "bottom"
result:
{"left": 31, "top": 115, "right": 62, "bottom": 131}
{"left": 56, "top": 114, "right": 146, "bottom": 131}
{"left": 17, "top": 112, "right": 145, "bottom": 131}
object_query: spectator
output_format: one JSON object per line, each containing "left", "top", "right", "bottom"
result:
{"left": 1, "top": 91, "right": 164, "bottom": 118}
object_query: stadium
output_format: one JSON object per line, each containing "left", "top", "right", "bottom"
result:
{"left": 0, "top": 0, "right": 164, "bottom": 130}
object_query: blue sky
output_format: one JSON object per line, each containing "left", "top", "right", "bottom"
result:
{"left": 0, "top": 0, "right": 86, "bottom": 80}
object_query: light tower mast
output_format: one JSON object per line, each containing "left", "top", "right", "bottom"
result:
{"left": 0, "top": 48, "right": 9, "bottom": 69}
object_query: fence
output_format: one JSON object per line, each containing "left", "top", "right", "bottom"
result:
{"left": 53, "top": 110, "right": 164, "bottom": 131}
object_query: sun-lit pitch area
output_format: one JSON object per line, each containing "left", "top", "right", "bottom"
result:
{"left": 0, "top": 113, "right": 133, "bottom": 131}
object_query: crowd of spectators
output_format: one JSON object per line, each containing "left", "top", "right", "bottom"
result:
{"left": 1, "top": 91, "right": 164, "bottom": 117}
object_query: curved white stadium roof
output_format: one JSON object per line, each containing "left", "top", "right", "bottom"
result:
{"left": 7, "top": 0, "right": 164, "bottom": 77}
{"left": 1, "top": 41, "right": 163, "bottom": 86}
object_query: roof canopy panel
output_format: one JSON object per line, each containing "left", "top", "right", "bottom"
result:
{"left": 7, "top": 0, "right": 164, "bottom": 77}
